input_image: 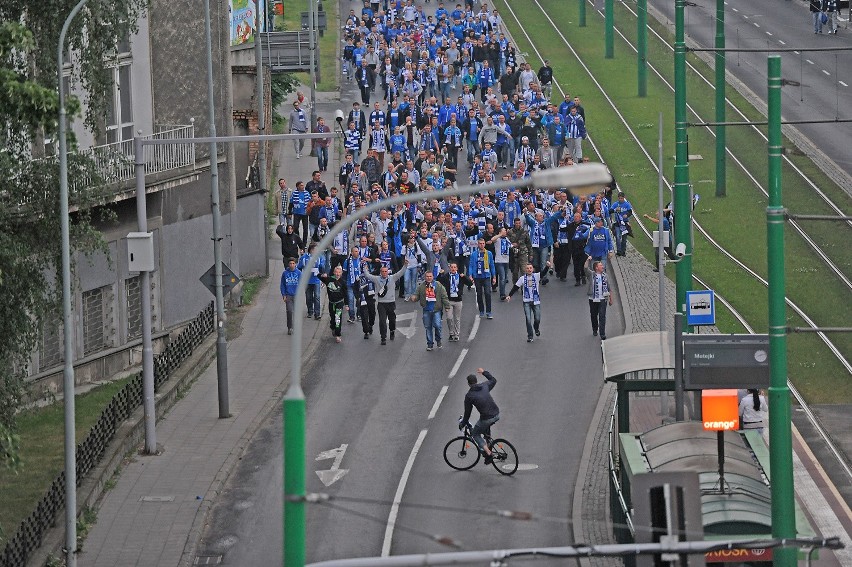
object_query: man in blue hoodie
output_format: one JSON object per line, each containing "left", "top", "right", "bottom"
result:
{"left": 280, "top": 258, "right": 302, "bottom": 335}
{"left": 584, "top": 216, "right": 614, "bottom": 269}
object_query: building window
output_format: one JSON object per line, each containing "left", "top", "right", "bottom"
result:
{"left": 125, "top": 276, "right": 142, "bottom": 340}
{"left": 40, "top": 319, "right": 64, "bottom": 372}
{"left": 82, "top": 287, "right": 106, "bottom": 356}
{"left": 105, "top": 64, "right": 134, "bottom": 144}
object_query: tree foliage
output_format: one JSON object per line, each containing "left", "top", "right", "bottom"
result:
{"left": 0, "top": 0, "right": 147, "bottom": 448}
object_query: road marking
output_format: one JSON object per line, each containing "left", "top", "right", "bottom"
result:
{"left": 732, "top": 7, "right": 738, "bottom": 12}
{"left": 448, "top": 348, "right": 469, "bottom": 379}
{"left": 765, "top": 31, "right": 773, "bottom": 36}
{"left": 753, "top": 23, "right": 760, "bottom": 28}
{"left": 515, "top": 464, "right": 539, "bottom": 471}
{"left": 840, "top": 81, "right": 849, "bottom": 87}
{"left": 806, "top": 59, "right": 814, "bottom": 65}
{"left": 315, "top": 444, "right": 349, "bottom": 487}
{"left": 822, "top": 69, "right": 831, "bottom": 76}
{"left": 382, "top": 429, "right": 427, "bottom": 556}
{"left": 779, "top": 40, "right": 786, "bottom": 45}
{"left": 428, "top": 386, "right": 448, "bottom": 420}
{"left": 395, "top": 311, "right": 418, "bottom": 338}
{"left": 794, "top": 50, "right": 800, "bottom": 55}
{"left": 468, "top": 313, "right": 480, "bottom": 342}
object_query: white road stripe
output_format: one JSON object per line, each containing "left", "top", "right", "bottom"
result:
{"left": 766, "top": 31, "right": 773, "bottom": 36}
{"left": 468, "top": 313, "right": 480, "bottom": 342}
{"left": 806, "top": 59, "right": 814, "bottom": 65}
{"left": 753, "top": 23, "right": 760, "bottom": 28}
{"left": 840, "top": 81, "right": 849, "bottom": 87}
{"left": 448, "top": 348, "right": 469, "bottom": 379}
{"left": 779, "top": 40, "right": 786, "bottom": 45}
{"left": 822, "top": 69, "right": 831, "bottom": 76}
{"left": 732, "top": 7, "right": 738, "bottom": 11}
{"left": 382, "top": 428, "right": 428, "bottom": 556}
{"left": 794, "top": 50, "right": 800, "bottom": 54}
{"left": 428, "top": 386, "right": 449, "bottom": 420}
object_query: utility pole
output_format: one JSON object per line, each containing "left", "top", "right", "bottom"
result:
{"left": 605, "top": 0, "right": 614, "bottom": 59}
{"left": 637, "top": 0, "right": 647, "bottom": 96}
{"left": 715, "top": 0, "right": 726, "bottom": 197}
{"left": 674, "top": 0, "right": 692, "bottom": 326}
{"left": 766, "top": 54, "right": 796, "bottom": 567}
{"left": 255, "top": 3, "right": 268, "bottom": 213}
{"left": 203, "top": 0, "right": 230, "bottom": 418}
{"left": 309, "top": 0, "right": 317, "bottom": 128}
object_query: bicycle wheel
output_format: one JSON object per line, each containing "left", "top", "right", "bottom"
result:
{"left": 443, "top": 436, "right": 481, "bottom": 470}
{"left": 490, "top": 438, "right": 518, "bottom": 476}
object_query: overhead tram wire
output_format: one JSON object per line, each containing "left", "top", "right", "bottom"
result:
{"left": 498, "top": 0, "right": 852, "bottom": 484}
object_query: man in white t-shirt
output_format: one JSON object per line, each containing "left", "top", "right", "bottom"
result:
{"left": 488, "top": 227, "right": 512, "bottom": 300}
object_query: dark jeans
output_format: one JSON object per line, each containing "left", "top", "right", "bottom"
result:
{"left": 376, "top": 301, "right": 397, "bottom": 339}
{"left": 588, "top": 299, "right": 608, "bottom": 338}
{"left": 283, "top": 295, "right": 295, "bottom": 330}
{"left": 359, "top": 297, "right": 376, "bottom": 333}
{"left": 292, "top": 213, "right": 309, "bottom": 244}
{"left": 571, "top": 249, "right": 586, "bottom": 282}
{"left": 471, "top": 414, "right": 500, "bottom": 452}
{"left": 306, "top": 283, "right": 321, "bottom": 316}
{"left": 554, "top": 244, "right": 571, "bottom": 279}
{"left": 474, "top": 278, "right": 492, "bottom": 314}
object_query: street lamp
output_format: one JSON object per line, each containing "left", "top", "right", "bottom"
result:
{"left": 57, "top": 1, "right": 93, "bottom": 564}
{"left": 283, "top": 163, "right": 613, "bottom": 566}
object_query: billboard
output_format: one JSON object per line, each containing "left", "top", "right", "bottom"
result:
{"left": 230, "top": 0, "right": 266, "bottom": 46}
{"left": 683, "top": 335, "right": 770, "bottom": 390}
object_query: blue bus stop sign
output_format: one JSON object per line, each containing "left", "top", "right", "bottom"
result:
{"left": 686, "top": 290, "right": 715, "bottom": 326}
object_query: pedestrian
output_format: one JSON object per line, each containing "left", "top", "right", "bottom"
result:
{"left": 280, "top": 258, "right": 301, "bottom": 335}
{"left": 288, "top": 100, "right": 308, "bottom": 158}
{"left": 487, "top": 227, "right": 512, "bottom": 300}
{"left": 438, "top": 261, "right": 472, "bottom": 341}
{"left": 505, "top": 263, "right": 542, "bottom": 343}
{"left": 468, "top": 237, "right": 496, "bottom": 319}
{"left": 313, "top": 117, "right": 332, "bottom": 171}
{"left": 507, "top": 216, "right": 531, "bottom": 283}
{"left": 826, "top": 0, "right": 839, "bottom": 34}
{"left": 343, "top": 246, "right": 364, "bottom": 323}
{"left": 365, "top": 261, "right": 408, "bottom": 345}
{"left": 276, "top": 223, "right": 303, "bottom": 262}
{"left": 288, "top": 181, "right": 311, "bottom": 243}
{"left": 567, "top": 212, "right": 590, "bottom": 285}
{"left": 565, "top": 106, "right": 586, "bottom": 161}
{"left": 809, "top": 0, "right": 825, "bottom": 34}
{"left": 584, "top": 257, "right": 613, "bottom": 340}
{"left": 584, "top": 216, "right": 614, "bottom": 269}
{"left": 739, "top": 389, "right": 768, "bottom": 433}
{"left": 319, "top": 265, "right": 349, "bottom": 343}
{"left": 356, "top": 269, "right": 377, "bottom": 339}
{"left": 611, "top": 192, "right": 633, "bottom": 257}
{"left": 410, "top": 270, "right": 451, "bottom": 351}
{"left": 297, "top": 243, "right": 326, "bottom": 320}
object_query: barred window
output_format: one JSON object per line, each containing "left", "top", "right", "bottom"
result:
{"left": 125, "top": 276, "right": 142, "bottom": 340}
{"left": 82, "top": 287, "right": 106, "bottom": 356}
{"left": 40, "top": 319, "right": 64, "bottom": 372}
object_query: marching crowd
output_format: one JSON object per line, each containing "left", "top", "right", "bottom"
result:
{"left": 277, "top": 0, "right": 646, "bottom": 348}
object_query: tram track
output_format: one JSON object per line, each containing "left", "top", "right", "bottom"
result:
{"left": 496, "top": 0, "right": 852, "bottom": 483}
{"left": 497, "top": 0, "right": 851, "bottom": 375}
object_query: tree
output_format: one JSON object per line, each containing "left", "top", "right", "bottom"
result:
{"left": 0, "top": 0, "right": 146, "bottom": 456}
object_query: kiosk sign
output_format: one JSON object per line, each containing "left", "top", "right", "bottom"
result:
{"left": 686, "top": 289, "right": 715, "bottom": 326}
{"left": 683, "top": 335, "right": 770, "bottom": 390}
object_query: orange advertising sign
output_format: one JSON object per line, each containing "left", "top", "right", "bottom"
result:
{"left": 702, "top": 389, "right": 739, "bottom": 431}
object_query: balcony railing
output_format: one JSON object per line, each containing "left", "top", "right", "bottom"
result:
{"left": 80, "top": 123, "right": 196, "bottom": 186}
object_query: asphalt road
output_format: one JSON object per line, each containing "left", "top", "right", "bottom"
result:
{"left": 199, "top": 258, "right": 623, "bottom": 565}
{"left": 644, "top": 0, "right": 852, "bottom": 179}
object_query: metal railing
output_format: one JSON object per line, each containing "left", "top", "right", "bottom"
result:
{"left": 79, "top": 123, "right": 196, "bottom": 186}
{"left": 0, "top": 302, "right": 214, "bottom": 567}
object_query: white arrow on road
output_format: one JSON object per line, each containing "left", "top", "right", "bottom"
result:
{"left": 395, "top": 311, "right": 418, "bottom": 338}
{"left": 315, "top": 444, "right": 349, "bottom": 487}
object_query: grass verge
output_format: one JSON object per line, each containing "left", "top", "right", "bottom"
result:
{"left": 276, "top": 0, "right": 340, "bottom": 91}
{"left": 0, "top": 378, "right": 130, "bottom": 539}
{"left": 495, "top": 0, "right": 851, "bottom": 403}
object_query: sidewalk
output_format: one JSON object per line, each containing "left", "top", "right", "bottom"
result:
{"left": 77, "top": 122, "right": 336, "bottom": 567}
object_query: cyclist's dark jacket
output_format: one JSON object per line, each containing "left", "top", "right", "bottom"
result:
{"left": 463, "top": 372, "right": 499, "bottom": 423}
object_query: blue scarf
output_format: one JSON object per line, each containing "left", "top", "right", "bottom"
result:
{"left": 523, "top": 274, "right": 540, "bottom": 303}
{"left": 450, "top": 273, "right": 459, "bottom": 296}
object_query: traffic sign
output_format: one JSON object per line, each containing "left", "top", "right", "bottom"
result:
{"left": 686, "top": 289, "right": 715, "bottom": 326}
{"left": 199, "top": 262, "right": 240, "bottom": 297}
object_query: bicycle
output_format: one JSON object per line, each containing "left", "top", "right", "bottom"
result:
{"left": 443, "top": 418, "right": 519, "bottom": 475}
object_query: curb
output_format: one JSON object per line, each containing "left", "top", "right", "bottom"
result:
{"left": 178, "top": 282, "right": 326, "bottom": 567}
{"left": 31, "top": 330, "right": 218, "bottom": 567}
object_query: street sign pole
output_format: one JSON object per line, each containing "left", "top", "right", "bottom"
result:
{"left": 715, "top": 0, "right": 726, "bottom": 197}
{"left": 674, "top": 0, "right": 692, "bottom": 331}
{"left": 767, "top": 54, "right": 796, "bottom": 567}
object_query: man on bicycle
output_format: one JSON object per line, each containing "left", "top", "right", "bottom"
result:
{"left": 461, "top": 368, "right": 499, "bottom": 464}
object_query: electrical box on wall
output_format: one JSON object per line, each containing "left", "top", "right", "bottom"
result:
{"left": 127, "top": 232, "right": 154, "bottom": 272}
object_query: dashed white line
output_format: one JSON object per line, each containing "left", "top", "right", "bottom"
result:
{"left": 766, "top": 31, "right": 773, "bottom": 36}
{"left": 732, "top": 7, "right": 738, "bottom": 11}
{"left": 428, "top": 386, "right": 448, "bottom": 420}
{"left": 822, "top": 69, "right": 831, "bottom": 76}
{"left": 806, "top": 59, "right": 814, "bottom": 65}
{"left": 468, "top": 313, "right": 480, "bottom": 342}
{"left": 382, "top": 428, "right": 428, "bottom": 556}
{"left": 840, "top": 81, "right": 849, "bottom": 87}
{"left": 794, "top": 50, "right": 800, "bottom": 54}
{"left": 779, "top": 40, "right": 786, "bottom": 45}
{"left": 754, "top": 22, "right": 760, "bottom": 28}
{"left": 448, "top": 348, "right": 469, "bottom": 379}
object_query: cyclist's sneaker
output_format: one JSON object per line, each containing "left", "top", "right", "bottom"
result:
{"left": 484, "top": 454, "right": 493, "bottom": 465}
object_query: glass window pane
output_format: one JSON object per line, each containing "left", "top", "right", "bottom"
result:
{"left": 119, "top": 65, "right": 133, "bottom": 125}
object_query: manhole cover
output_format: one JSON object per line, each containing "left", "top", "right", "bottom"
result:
{"left": 194, "top": 556, "right": 223, "bottom": 565}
